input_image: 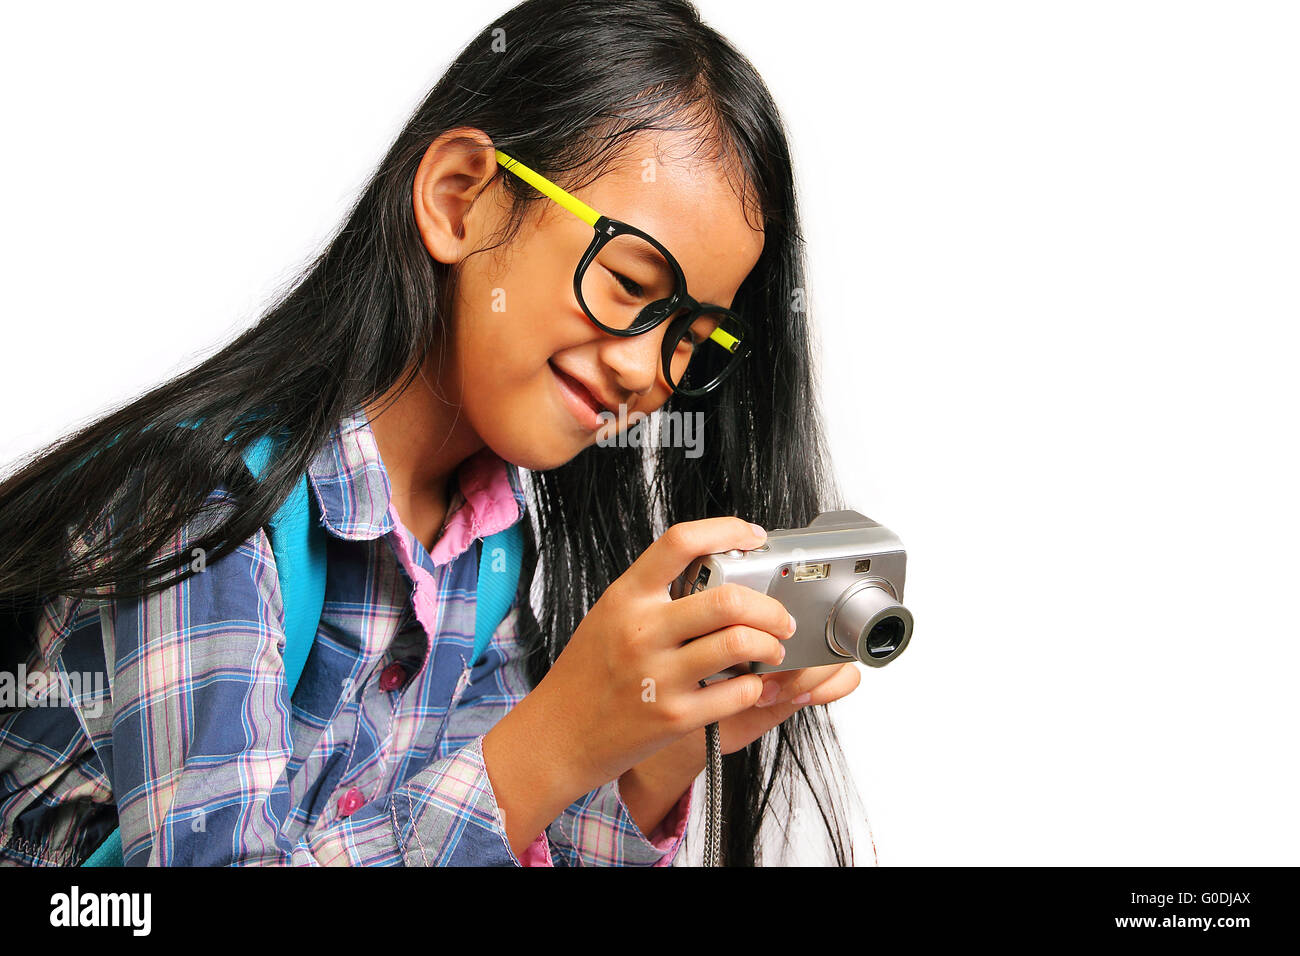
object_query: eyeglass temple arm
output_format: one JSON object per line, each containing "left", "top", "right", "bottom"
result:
{"left": 495, "top": 149, "right": 743, "bottom": 354}
{"left": 495, "top": 150, "right": 602, "bottom": 227}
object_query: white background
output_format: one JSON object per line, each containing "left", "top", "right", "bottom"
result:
{"left": 2, "top": 2, "right": 1296, "bottom": 864}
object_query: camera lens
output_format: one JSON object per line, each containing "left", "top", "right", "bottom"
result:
{"left": 865, "top": 616, "right": 904, "bottom": 657}
{"left": 829, "top": 583, "right": 914, "bottom": 667}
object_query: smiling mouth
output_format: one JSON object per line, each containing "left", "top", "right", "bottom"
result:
{"left": 549, "top": 360, "right": 611, "bottom": 429}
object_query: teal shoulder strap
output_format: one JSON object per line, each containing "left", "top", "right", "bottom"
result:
{"left": 83, "top": 434, "right": 326, "bottom": 867}
{"left": 242, "top": 434, "right": 329, "bottom": 695}
{"left": 472, "top": 520, "right": 524, "bottom": 667}
{"left": 84, "top": 431, "right": 522, "bottom": 866}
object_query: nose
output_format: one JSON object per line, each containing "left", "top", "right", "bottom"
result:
{"left": 598, "top": 325, "right": 670, "bottom": 400}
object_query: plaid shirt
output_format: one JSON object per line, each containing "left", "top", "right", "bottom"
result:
{"left": 0, "top": 408, "right": 691, "bottom": 866}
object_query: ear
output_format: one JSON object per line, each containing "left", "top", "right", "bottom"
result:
{"left": 412, "top": 127, "right": 499, "bottom": 264}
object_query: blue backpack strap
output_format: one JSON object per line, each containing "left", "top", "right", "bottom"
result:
{"left": 242, "top": 434, "right": 328, "bottom": 696}
{"left": 472, "top": 521, "right": 524, "bottom": 668}
{"left": 84, "top": 433, "right": 326, "bottom": 867}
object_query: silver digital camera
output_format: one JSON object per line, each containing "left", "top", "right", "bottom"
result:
{"left": 671, "top": 510, "right": 914, "bottom": 680}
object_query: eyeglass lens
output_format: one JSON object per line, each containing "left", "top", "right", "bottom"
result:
{"left": 579, "top": 233, "right": 743, "bottom": 392}
{"left": 665, "top": 310, "right": 745, "bottom": 393}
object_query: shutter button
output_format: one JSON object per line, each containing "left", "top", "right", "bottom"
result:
{"left": 338, "top": 786, "right": 364, "bottom": 818}
{"left": 379, "top": 662, "right": 408, "bottom": 692}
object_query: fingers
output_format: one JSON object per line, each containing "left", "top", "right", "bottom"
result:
{"left": 663, "top": 581, "right": 795, "bottom": 648}
{"left": 685, "top": 672, "right": 766, "bottom": 727}
{"left": 720, "top": 665, "right": 861, "bottom": 751}
{"left": 626, "top": 517, "right": 767, "bottom": 593}
{"left": 754, "top": 663, "right": 850, "bottom": 708}
{"left": 681, "top": 664, "right": 861, "bottom": 748}
{"left": 677, "top": 624, "right": 787, "bottom": 684}
{"left": 763, "top": 663, "right": 861, "bottom": 714}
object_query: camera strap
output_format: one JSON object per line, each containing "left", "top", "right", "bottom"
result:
{"left": 703, "top": 719, "right": 724, "bottom": 866}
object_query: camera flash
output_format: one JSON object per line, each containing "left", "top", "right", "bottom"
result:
{"left": 792, "top": 562, "right": 830, "bottom": 582}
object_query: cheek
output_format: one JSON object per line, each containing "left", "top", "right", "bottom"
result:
{"left": 447, "top": 255, "right": 596, "bottom": 469}
{"left": 454, "top": 231, "right": 581, "bottom": 362}
{"left": 454, "top": 285, "right": 566, "bottom": 398}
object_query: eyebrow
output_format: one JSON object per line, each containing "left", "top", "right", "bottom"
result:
{"left": 619, "top": 242, "right": 671, "bottom": 270}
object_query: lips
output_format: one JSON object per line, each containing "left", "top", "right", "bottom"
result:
{"left": 550, "top": 360, "right": 617, "bottom": 430}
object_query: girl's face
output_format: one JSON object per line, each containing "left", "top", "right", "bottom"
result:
{"left": 416, "top": 129, "right": 765, "bottom": 472}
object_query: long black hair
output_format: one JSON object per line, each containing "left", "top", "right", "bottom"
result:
{"left": 0, "top": 0, "right": 861, "bottom": 865}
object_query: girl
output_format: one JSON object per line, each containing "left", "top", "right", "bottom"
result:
{"left": 0, "top": 0, "right": 863, "bottom": 866}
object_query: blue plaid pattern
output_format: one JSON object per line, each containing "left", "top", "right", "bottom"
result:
{"left": 0, "top": 408, "right": 690, "bottom": 866}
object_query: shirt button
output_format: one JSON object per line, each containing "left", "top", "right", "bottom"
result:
{"left": 338, "top": 786, "right": 364, "bottom": 818}
{"left": 379, "top": 662, "right": 408, "bottom": 692}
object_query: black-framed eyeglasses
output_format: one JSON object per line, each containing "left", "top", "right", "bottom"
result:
{"left": 495, "top": 149, "right": 751, "bottom": 397}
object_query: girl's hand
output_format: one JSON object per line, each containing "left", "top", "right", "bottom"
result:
{"left": 616, "top": 661, "right": 861, "bottom": 836}
{"left": 717, "top": 659, "right": 861, "bottom": 753}
{"left": 482, "top": 516, "right": 794, "bottom": 851}
{"left": 543, "top": 515, "right": 797, "bottom": 787}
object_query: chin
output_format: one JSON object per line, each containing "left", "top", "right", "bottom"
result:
{"left": 468, "top": 379, "right": 606, "bottom": 472}
{"left": 477, "top": 423, "right": 592, "bottom": 473}
{"left": 507, "top": 445, "right": 583, "bottom": 472}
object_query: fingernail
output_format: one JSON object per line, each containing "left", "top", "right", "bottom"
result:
{"left": 748, "top": 522, "right": 767, "bottom": 539}
{"left": 792, "top": 692, "right": 811, "bottom": 706}
{"left": 755, "top": 680, "right": 782, "bottom": 707}
{"left": 787, "top": 613, "right": 797, "bottom": 635}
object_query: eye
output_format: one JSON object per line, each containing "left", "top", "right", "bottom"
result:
{"left": 608, "top": 268, "right": 643, "bottom": 298}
